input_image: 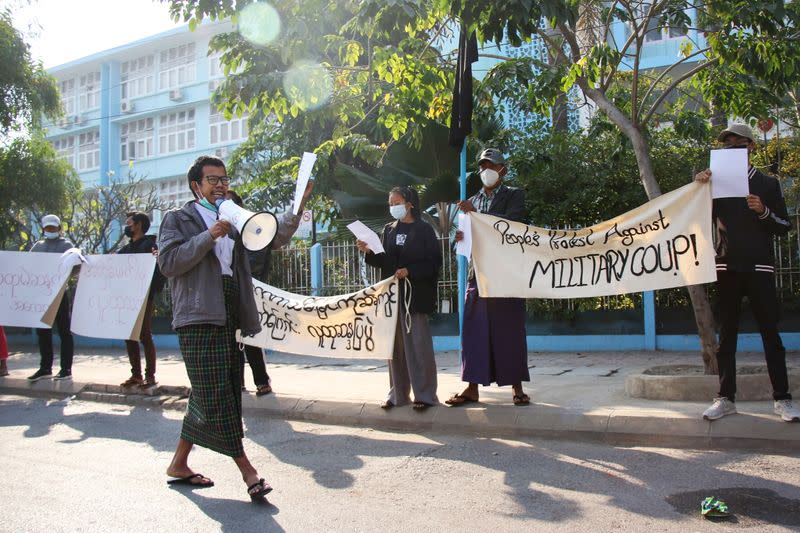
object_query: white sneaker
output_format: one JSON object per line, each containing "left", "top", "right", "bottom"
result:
{"left": 774, "top": 399, "right": 800, "bottom": 422}
{"left": 703, "top": 397, "right": 737, "bottom": 420}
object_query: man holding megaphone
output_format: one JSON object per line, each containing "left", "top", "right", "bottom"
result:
{"left": 157, "top": 155, "right": 275, "bottom": 501}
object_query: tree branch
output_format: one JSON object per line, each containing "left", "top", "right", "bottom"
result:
{"left": 642, "top": 57, "right": 718, "bottom": 124}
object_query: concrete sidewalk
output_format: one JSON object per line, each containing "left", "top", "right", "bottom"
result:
{"left": 2, "top": 346, "right": 799, "bottom": 450}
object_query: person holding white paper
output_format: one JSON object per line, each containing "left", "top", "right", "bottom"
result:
{"left": 226, "top": 183, "right": 313, "bottom": 396}
{"left": 357, "top": 186, "right": 441, "bottom": 410}
{"left": 448, "top": 148, "right": 531, "bottom": 407}
{"left": 27, "top": 214, "right": 75, "bottom": 382}
{"left": 695, "top": 123, "right": 799, "bottom": 422}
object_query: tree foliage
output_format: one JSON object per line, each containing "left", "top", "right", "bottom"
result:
{"left": 0, "top": 8, "right": 60, "bottom": 134}
{"left": 165, "top": 0, "right": 456, "bottom": 224}
{"left": 0, "top": 135, "right": 76, "bottom": 250}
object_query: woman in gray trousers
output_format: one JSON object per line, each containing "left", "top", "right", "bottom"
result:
{"left": 357, "top": 186, "right": 442, "bottom": 410}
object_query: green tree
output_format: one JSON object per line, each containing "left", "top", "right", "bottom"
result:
{"left": 0, "top": 8, "right": 60, "bottom": 133}
{"left": 0, "top": 135, "right": 76, "bottom": 250}
{"left": 446, "top": 0, "right": 800, "bottom": 372}
{"left": 165, "top": 0, "right": 455, "bottom": 224}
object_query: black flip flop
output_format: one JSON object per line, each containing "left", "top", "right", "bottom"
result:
{"left": 167, "top": 473, "right": 215, "bottom": 488}
{"left": 247, "top": 478, "right": 273, "bottom": 502}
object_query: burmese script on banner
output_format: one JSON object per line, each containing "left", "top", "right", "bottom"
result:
{"left": 70, "top": 254, "right": 156, "bottom": 340}
{"left": 240, "top": 277, "right": 399, "bottom": 359}
{"left": 471, "top": 181, "right": 716, "bottom": 298}
{"left": 0, "top": 251, "right": 75, "bottom": 328}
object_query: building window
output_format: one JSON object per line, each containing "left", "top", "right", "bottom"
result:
{"left": 78, "top": 71, "right": 101, "bottom": 111}
{"left": 121, "top": 55, "right": 155, "bottom": 99}
{"left": 120, "top": 117, "right": 154, "bottom": 162}
{"left": 158, "top": 109, "right": 195, "bottom": 154}
{"left": 159, "top": 43, "right": 196, "bottom": 90}
{"left": 208, "top": 51, "right": 223, "bottom": 79}
{"left": 77, "top": 130, "right": 100, "bottom": 171}
{"left": 209, "top": 110, "right": 248, "bottom": 145}
{"left": 157, "top": 177, "right": 194, "bottom": 208}
{"left": 637, "top": 3, "right": 689, "bottom": 42}
{"left": 52, "top": 137, "right": 75, "bottom": 168}
{"left": 60, "top": 79, "right": 76, "bottom": 115}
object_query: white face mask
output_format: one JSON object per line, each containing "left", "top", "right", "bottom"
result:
{"left": 480, "top": 168, "right": 500, "bottom": 188}
{"left": 389, "top": 204, "right": 407, "bottom": 220}
{"left": 44, "top": 231, "right": 60, "bottom": 239}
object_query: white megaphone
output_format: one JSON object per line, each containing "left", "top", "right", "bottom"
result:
{"left": 216, "top": 199, "right": 278, "bottom": 251}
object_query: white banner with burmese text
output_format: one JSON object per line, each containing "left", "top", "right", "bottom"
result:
{"left": 471, "top": 181, "right": 716, "bottom": 298}
{"left": 240, "top": 277, "right": 399, "bottom": 359}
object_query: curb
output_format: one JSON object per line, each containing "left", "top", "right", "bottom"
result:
{"left": 2, "top": 378, "right": 799, "bottom": 451}
{"left": 626, "top": 370, "right": 800, "bottom": 401}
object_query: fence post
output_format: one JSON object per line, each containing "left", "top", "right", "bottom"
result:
{"left": 643, "top": 290, "right": 656, "bottom": 350}
{"left": 310, "top": 242, "right": 322, "bottom": 296}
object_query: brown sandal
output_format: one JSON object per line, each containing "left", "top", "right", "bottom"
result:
{"left": 445, "top": 393, "right": 478, "bottom": 406}
{"left": 256, "top": 384, "right": 273, "bottom": 396}
{"left": 513, "top": 393, "right": 530, "bottom": 406}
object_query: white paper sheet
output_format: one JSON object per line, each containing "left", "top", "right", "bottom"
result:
{"left": 293, "top": 152, "right": 317, "bottom": 214}
{"left": 347, "top": 220, "right": 385, "bottom": 255}
{"left": 0, "top": 251, "right": 75, "bottom": 328}
{"left": 70, "top": 254, "right": 156, "bottom": 340}
{"left": 710, "top": 148, "right": 749, "bottom": 199}
{"left": 455, "top": 212, "right": 472, "bottom": 258}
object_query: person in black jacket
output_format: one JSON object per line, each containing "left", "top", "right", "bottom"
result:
{"left": 226, "top": 182, "right": 313, "bottom": 396}
{"left": 357, "top": 186, "right": 442, "bottom": 410}
{"left": 695, "top": 123, "right": 799, "bottom": 422}
{"left": 448, "top": 148, "right": 531, "bottom": 407}
{"left": 118, "top": 211, "right": 164, "bottom": 388}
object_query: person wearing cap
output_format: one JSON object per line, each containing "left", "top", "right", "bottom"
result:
{"left": 447, "top": 148, "right": 531, "bottom": 406}
{"left": 157, "top": 155, "right": 273, "bottom": 501}
{"left": 695, "top": 123, "right": 800, "bottom": 422}
{"left": 27, "top": 214, "right": 76, "bottom": 382}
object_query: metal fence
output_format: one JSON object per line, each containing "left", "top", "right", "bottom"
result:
{"left": 267, "top": 213, "right": 800, "bottom": 314}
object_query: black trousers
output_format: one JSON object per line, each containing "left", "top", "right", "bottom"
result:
{"left": 240, "top": 344, "right": 270, "bottom": 387}
{"left": 715, "top": 270, "right": 791, "bottom": 402}
{"left": 36, "top": 296, "right": 74, "bottom": 373}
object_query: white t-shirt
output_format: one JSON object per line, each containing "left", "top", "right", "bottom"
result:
{"left": 194, "top": 202, "right": 234, "bottom": 276}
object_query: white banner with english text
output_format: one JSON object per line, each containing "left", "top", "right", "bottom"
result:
{"left": 0, "top": 251, "right": 75, "bottom": 328}
{"left": 471, "top": 181, "right": 716, "bottom": 298}
{"left": 240, "top": 277, "right": 399, "bottom": 359}
{"left": 70, "top": 254, "right": 156, "bottom": 340}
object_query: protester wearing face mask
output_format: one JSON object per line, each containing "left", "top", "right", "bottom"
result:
{"left": 27, "top": 214, "right": 76, "bottom": 382}
{"left": 117, "top": 211, "right": 165, "bottom": 389}
{"left": 695, "top": 124, "right": 799, "bottom": 423}
{"left": 449, "top": 148, "right": 531, "bottom": 407}
{"left": 356, "top": 186, "right": 442, "bottom": 410}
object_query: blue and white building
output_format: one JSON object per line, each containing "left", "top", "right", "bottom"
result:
{"left": 43, "top": 20, "right": 248, "bottom": 231}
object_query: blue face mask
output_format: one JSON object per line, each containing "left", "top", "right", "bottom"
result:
{"left": 44, "top": 231, "right": 60, "bottom": 239}
{"left": 198, "top": 197, "right": 218, "bottom": 212}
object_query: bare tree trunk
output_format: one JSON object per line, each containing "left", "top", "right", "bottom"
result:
{"left": 584, "top": 86, "right": 719, "bottom": 373}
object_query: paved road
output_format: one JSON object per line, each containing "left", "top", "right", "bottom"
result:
{"left": 2, "top": 395, "right": 799, "bottom": 532}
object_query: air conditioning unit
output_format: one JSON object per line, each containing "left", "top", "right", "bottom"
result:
{"left": 215, "top": 147, "right": 229, "bottom": 158}
{"left": 168, "top": 89, "right": 183, "bottom": 101}
{"left": 208, "top": 80, "right": 220, "bottom": 92}
{"left": 121, "top": 100, "right": 134, "bottom": 113}
{"left": 59, "top": 117, "right": 72, "bottom": 129}
{"left": 76, "top": 114, "right": 87, "bottom": 126}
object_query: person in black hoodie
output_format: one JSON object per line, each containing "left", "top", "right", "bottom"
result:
{"left": 357, "top": 186, "right": 442, "bottom": 410}
{"left": 118, "top": 211, "right": 165, "bottom": 388}
{"left": 226, "top": 183, "right": 313, "bottom": 396}
{"left": 695, "top": 123, "right": 800, "bottom": 422}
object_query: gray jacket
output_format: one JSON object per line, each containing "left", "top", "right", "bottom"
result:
{"left": 157, "top": 201, "right": 261, "bottom": 336}
{"left": 30, "top": 237, "right": 74, "bottom": 254}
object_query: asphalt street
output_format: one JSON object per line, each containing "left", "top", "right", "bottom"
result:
{"left": 2, "top": 394, "right": 799, "bottom": 532}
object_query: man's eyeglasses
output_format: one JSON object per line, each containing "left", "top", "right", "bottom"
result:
{"left": 204, "top": 175, "right": 231, "bottom": 185}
